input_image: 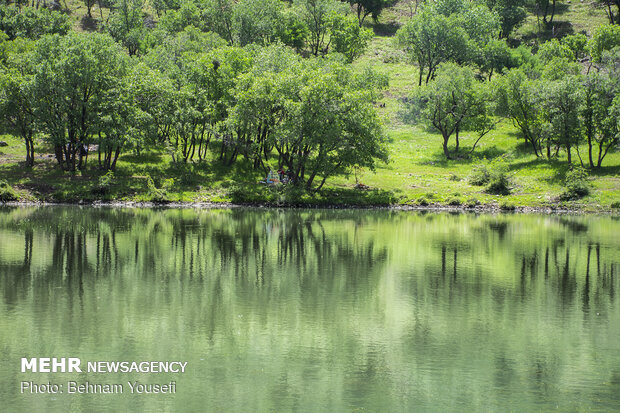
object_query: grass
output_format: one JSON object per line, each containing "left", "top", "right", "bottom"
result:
{"left": 1, "top": 113, "right": 618, "bottom": 210}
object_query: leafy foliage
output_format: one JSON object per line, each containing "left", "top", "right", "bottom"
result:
{"left": 561, "top": 167, "right": 591, "bottom": 200}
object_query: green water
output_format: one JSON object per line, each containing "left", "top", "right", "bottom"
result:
{"left": 0, "top": 207, "right": 619, "bottom": 412}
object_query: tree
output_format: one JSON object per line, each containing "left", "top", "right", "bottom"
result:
{"left": 106, "top": 0, "right": 145, "bottom": 56}
{"left": 275, "top": 61, "right": 388, "bottom": 190}
{"left": 125, "top": 62, "right": 176, "bottom": 154}
{"left": 152, "top": 0, "right": 181, "bottom": 17}
{"left": 535, "top": 0, "right": 557, "bottom": 26}
{"left": 486, "top": 0, "right": 527, "bottom": 38}
{"left": 295, "top": 0, "right": 345, "bottom": 56}
{"left": 580, "top": 72, "right": 618, "bottom": 168}
{"left": 495, "top": 68, "right": 547, "bottom": 157}
{"left": 95, "top": 75, "right": 139, "bottom": 170}
{"left": 232, "top": 0, "right": 281, "bottom": 46}
{"left": 404, "top": 63, "right": 495, "bottom": 159}
{"left": 0, "top": 5, "right": 71, "bottom": 40}
{"left": 537, "top": 38, "right": 574, "bottom": 64}
{"left": 0, "top": 38, "right": 36, "bottom": 166}
{"left": 478, "top": 38, "right": 514, "bottom": 79}
{"left": 30, "top": 33, "right": 129, "bottom": 171}
{"left": 84, "top": 0, "right": 97, "bottom": 18}
{"left": 329, "top": 13, "right": 373, "bottom": 62}
{"left": 541, "top": 76, "right": 583, "bottom": 165}
{"left": 589, "top": 24, "right": 620, "bottom": 62}
{"left": 346, "top": 0, "right": 398, "bottom": 26}
{"left": 202, "top": 0, "right": 234, "bottom": 44}
{"left": 396, "top": 10, "right": 469, "bottom": 85}
{"left": 561, "top": 33, "right": 589, "bottom": 61}
{"left": 597, "top": 0, "right": 620, "bottom": 25}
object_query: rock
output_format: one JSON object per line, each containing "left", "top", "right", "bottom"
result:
{"left": 0, "top": 141, "right": 8, "bottom": 147}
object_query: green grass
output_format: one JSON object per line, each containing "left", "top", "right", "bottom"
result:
{"left": 1, "top": 112, "right": 618, "bottom": 210}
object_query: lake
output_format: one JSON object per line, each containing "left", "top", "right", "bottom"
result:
{"left": 0, "top": 207, "right": 619, "bottom": 412}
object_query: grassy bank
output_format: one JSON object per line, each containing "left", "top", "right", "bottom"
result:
{"left": 1, "top": 115, "right": 619, "bottom": 212}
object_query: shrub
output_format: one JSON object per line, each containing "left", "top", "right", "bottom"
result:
{"left": 470, "top": 161, "right": 512, "bottom": 195}
{"left": 449, "top": 173, "right": 460, "bottom": 181}
{"left": 0, "top": 180, "right": 18, "bottom": 202}
{"left": 486, "top": 173, "right": 511, "bottom": 195}
{"left": 146, "top": 175, "right": 174, "bottom": 202}
{"left": 469, "top": 164, "right": 491, "bottom": 186}
{"left": 447, "top": 197, "right": 462, "bottom": 206}
{"left": 485, "top": 163, "right": 512, "bottom": 195}
{"left": 500, "top": 201, "right": 516, "bottom": 211}
{"left": 465, "top": 197, "right": 479, "bottom": 208}
{"left": 611, "top": 201, "right": 620, "bottom": 209}
{"left": 560, "top": 167, "right": 590, "bottom": 200}
{"left": 92, "top": 171, "right": 115, "bottom": 196}
{"left": 417, "top": 196, "right": 429, "bottom": 206}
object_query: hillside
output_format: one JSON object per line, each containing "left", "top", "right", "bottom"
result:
{"left": 0, "top": 0, "right": 618, "bottom": 211}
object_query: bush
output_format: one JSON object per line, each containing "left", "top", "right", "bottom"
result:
{"left": 92, "top": 171, "right": 115, "bottom": 196}
{"left": 470, "top": 161, "right": 512, "bottom": 195}
{"left": 485, "top": 162, "right": 512, "bottom": 195}
{"left": 417, "top": 196, "right": 429, "bottom": 206}
{"left": 146, "top": 175, "right": 174, "bottom": 202}
{"left": 447, "top": 197, "right": 462, "bottom": 206}
{"left": 469, "top": 164, "right": 491, "bottom": 186}
{"left": 465, "top": 197, "right": 479, "bottom": 208}
{"left": 611, "top": 201, "right": 620, "bottom": 209}
{"left": 500, "top": 201, "right": 516, "bottom": 211}
{"left": 486, "top": 173, "right": 511, "bottom": 195}
{"left": 0, "top": 180, "right": 18, "bottom": 202}
{"left": 560, "top": 167, "right": 590, "bottom": 200}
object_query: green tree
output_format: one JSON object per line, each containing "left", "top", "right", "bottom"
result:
{"left": 541, "top": 76, "right": 583, "bottom": 165}
{"left": 276, "top": 61, "right": 388, "bottom": 190}
{"left": 202, "top": 0, "right": 234, "bottom": 44}
{"left": 329, "top": 14, "right": 373, "bottom": 63}
{"left": 106, "top": 0, "right": 145, "bottom": 56}
{"left": 396, "top": 9, "right": 469, "bottom": 85}
{"left": 346, "top": 0, "right": 398, "bottom": 26}
{"left": 276, "top": 8, "right": 308, "bottom": 51}
{"left": 589, "top": 24, "right": 620, "bottom": 62}
{"left": 126, "top": 62, "right": 177, "bottom": 154}
{"left": 561, "top": 33, "right": 589, "bottom": 60}
{"left": 232, "top": 0, "right": 281, "bottom": 46}
{"left": 478, "top": 38, "right": 514, "bottom": 79}
{"left": 537, "top": 38, "right": 574, "bottom": 64}
{"left": 495, "top": 68, "right": 547, "bottom": 157}
{"left": 30, "top": 33, "right": 129, "bottom": 171}
{"left": 294, "top": 0, "right": 345, "bottom": 56}
{"left": 580, "top": 72, "right": 618, "bottom": 168}
{"left": 0, "top": 5, "right": 71, "bottom": 40}
{"left": 0, "top": 38, "right": 36, "bottom": 166}
{"left": 404, "top": 63, "right": 495, "bottom": 158}
{"left": 486, "top": 0, "right": 527, "bottom": 38}
{"left": 95, "top": 75, "right": 139, "bottom": 170}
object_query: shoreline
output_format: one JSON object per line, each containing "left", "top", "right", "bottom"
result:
{"left": 1, "top": 199, "right": 616, "bottom": 215}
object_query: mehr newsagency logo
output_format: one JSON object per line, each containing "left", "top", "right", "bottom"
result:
{"left": 19, "top": 357, "right": 186, "bottom": 395}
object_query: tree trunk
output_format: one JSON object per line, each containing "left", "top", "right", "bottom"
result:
{"left": 442, "top": 135, "right": 451, "bottom": 158}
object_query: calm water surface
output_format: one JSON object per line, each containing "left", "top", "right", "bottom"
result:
{"left": 0, "top": 207, "right": 619, "bottom": 412}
